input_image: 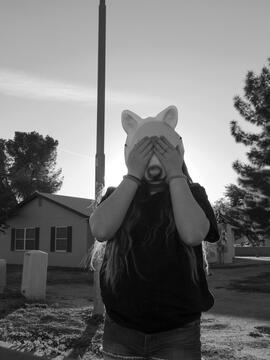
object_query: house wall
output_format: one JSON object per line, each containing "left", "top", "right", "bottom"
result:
{"left": 0, "top": 197, "right": 94, "bottom": 268}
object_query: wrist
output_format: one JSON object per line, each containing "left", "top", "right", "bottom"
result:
{"left": 123, "top": 174, "right": 142, "bottom": 187}
{"left": 167, "top": 170, "right": 184, "bottom": 177}
{"left": 166, "top": 173, "right": 187, "bottom": 184}
{"left": 127, "top": 170, "right": 143, "bottom": 180}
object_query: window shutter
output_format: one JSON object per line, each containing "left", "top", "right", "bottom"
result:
{"left": 35, "top": 227, "right": 40, "bottom": 250}
{"left": 67, "top": 226, "right": 72, "bottom": 252}
{"left": 50, "top": 227, "right": 55, "bottom": 252}
{"left": 11, "top": 228, "right": 15, "bottom": 251}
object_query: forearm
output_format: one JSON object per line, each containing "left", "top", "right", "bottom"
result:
{"left": 169, "top": 178, "right": 210, "bottom": 246}
{"left": 89, "top": 177, "right": 138, "bottom": 242}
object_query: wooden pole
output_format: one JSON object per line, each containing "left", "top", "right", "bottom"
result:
{"left": 93, "top": 0, "right": 106, "bottom": 315}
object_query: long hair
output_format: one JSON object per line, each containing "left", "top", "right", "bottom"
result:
{"left": 90, "top": 160, "right": 202, "bottom": 293}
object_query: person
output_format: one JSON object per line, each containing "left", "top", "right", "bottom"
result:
{"left": 90, "top": 135, "right": 220, "bottom": 360}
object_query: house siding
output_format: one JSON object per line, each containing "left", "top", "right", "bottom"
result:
{"left": 0, "top": 197, "right": 94, "bottom": 268}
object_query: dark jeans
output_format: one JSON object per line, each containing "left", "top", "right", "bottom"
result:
{"left": 102, "top": 314, "right": 201, "bottom": 360}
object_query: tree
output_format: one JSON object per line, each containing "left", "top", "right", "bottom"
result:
{"left": 226, "top": 58, "right": 270, "bottom": 244}
{"left": 0, "top": 140, "right": 17, "bottom": 232}
{"left": 1, "top": 131, "right": 63, "bottom": 202}
{"left": 213, "top": 194, "right": 261, "bottom": 246}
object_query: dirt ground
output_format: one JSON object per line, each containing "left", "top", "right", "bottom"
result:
{"left": 0, "top": 258, "right": 270, "bottom": 360}
{"left": 202, "top": 258, "right": 270, "bottom": 360}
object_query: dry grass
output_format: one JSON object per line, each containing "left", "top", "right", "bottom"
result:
{"left": 0, "top": 261, "right": 270, "bottom": 359}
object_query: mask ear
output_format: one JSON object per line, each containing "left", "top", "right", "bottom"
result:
{"left": 121, "top": 110, "right": 141, "bottom": 134}
{"left": 156, "top": 105, "right": 178, "bottom": 129}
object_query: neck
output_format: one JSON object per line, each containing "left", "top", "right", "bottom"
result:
{"left": 142, "top": 180, "right": 168, "bottom": 195}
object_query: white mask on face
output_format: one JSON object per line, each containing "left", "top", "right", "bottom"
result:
{"left": 121, "top": 105, "right": 185, "bottom": 183}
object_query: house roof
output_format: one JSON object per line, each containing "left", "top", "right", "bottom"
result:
{"left": 38, "top": 192, "right": 95, "bottom": 217}
{"left": 15, "top": 191, "right": 95, "bottom": 218}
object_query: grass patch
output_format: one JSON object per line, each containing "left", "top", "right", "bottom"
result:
{"left": 215, "top": 272, "right": 270, "bottom": 293}
{"left": 6, "top": 264, "right": 93, "bottom": 286}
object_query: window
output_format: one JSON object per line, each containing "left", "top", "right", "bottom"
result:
{"left": 50, "top": 226, "right": 72, "bottom": 253}
{"left": 56, "top": 227, "right": 68, "bottom": 252}
{"left": 14, "top": 228, "right": 37, "bottom": 251}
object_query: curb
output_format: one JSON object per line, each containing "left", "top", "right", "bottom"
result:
{"left": 0, "top": 342, "right": 49, "bottom": 359}
{"left": 210, "top": 263, "right": 265, "bottom": 269}
{"left": 0, "top": 340, "right": 13, "bottom": 349}
{"left": 209, "top": 257, "right": 270, "bottom": 269}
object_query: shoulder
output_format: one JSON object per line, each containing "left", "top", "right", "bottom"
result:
{"left": 104, "top": 186, "right": 117, "bottom": 196}
{"left": 99, "top": 186, "right": 117, "bottom": 204}
{"left": 189, "top": 182, "right": 201, "bottom": 189}
{"left": 190, "top": 183, "right": 220, "bottom": 243}
{"left": 189, "top": 182, "right": 207, "bottom": 198}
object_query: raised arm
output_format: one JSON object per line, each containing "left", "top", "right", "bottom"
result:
{"left": 89, "top": 137, "right": 153, "bottom": 242}
{"left": 153, "top": 136, "right": 210, "bottom": 247}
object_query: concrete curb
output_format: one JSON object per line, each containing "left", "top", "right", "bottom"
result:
{"left": 209, "top": 256, "right": 270, "bottom": 269}
{"left": 0, "top": 341, "right": 49, "bottom": 359}
{"left": 0, "top": 340, "right": 13, "bottom": 349}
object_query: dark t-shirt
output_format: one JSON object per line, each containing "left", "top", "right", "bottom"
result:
{"left": 99, "top": 182, "right": 220, "bottom": 333}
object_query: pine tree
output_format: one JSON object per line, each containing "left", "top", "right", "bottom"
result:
{"left": 225, "top": 59, "right": 270, "bottom": 244}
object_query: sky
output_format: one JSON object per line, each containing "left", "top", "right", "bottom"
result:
{"left": 0, "top": 0, "right": 269, "bottom": 204}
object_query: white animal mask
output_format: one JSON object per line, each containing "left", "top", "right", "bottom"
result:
{"left": 122, "top": 105, "right": 184, "bottom": 183}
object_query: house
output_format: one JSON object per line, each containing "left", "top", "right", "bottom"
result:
{"left": 0, "top": 192, "right": 96, "bottom": 268}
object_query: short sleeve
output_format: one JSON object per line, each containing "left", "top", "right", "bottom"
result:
{"left": 98, "top": 186, "right": 116, "bottom": 205}
{"left": 190, "top": 183, "right": 220, "bottom": 243}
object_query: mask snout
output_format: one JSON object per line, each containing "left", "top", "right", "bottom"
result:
{"left": 147, "top": 165, "right": 162, "bottom": 180}
{"left": 144, "top": 154, "right": 165, "bottom": 182}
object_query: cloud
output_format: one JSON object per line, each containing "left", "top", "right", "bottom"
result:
{"left": 0, "top": 69, "right": 96, "bottom": 104}
{"left": 59, "top": 147, "right": 92, "bottom": 159}
{"left": 0, "top": 68, "right": 165, "bottom": 105}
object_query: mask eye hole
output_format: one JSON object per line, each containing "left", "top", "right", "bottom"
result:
{"left": 124, "top": 144, "right": 128, "bottom": 148}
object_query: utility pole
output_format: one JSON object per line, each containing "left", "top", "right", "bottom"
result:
{"left": 95, "top": 0, "right": 106, "bottom": 198}
{"left": 93, "top": 0, "right": 106, "bottom": 315}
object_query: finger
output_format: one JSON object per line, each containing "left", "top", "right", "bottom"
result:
{"left": 141, "top": 141, "right": 154, "bottom": 153}
{"left": 136, "top": 138, "right": 153, "bottom": 152}
{"left": 154, "top": 140, "right": 167, "bottom": 154}
{"left": 136, "top": 144, "right": 153, "bottom": 159}
{"left": 154, "top": 138, "right": 173, "bottom": 154}
{"left": 153, "top": 147, "right": 166, "bottom": 161}
{"left": 133, "top": 137, "right": 150, "bottom": 150}
{"left": 139, "top": 140, "right": 154, "bottom": 154}
{"left": 143, "top": 148, "right": 154, "bottom": 160}
{"left": 130, "top": 138, "right": 151, "bottom": 156}
{"left": 159, "top": 136, "right": 174, "bottom": 149}
{"left": 140, "top": 145, "right": 154, "bottom": 159}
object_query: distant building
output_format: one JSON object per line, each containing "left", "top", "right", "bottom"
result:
{"left": 0, "top": 192, "right": 95, "bottom": 268}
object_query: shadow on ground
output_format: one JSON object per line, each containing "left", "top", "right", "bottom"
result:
{"left": 0, "top": 289, "right": 25, "bottom": 319}
{"left": 64, "top": 314, "right": 103, "bottom": 359}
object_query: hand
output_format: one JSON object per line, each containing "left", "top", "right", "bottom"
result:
{"left": 153, "top": 136, "right": 184, "bottom": 178}
{"left": 127, "top": 137, "right": 154, "bottom": 179}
